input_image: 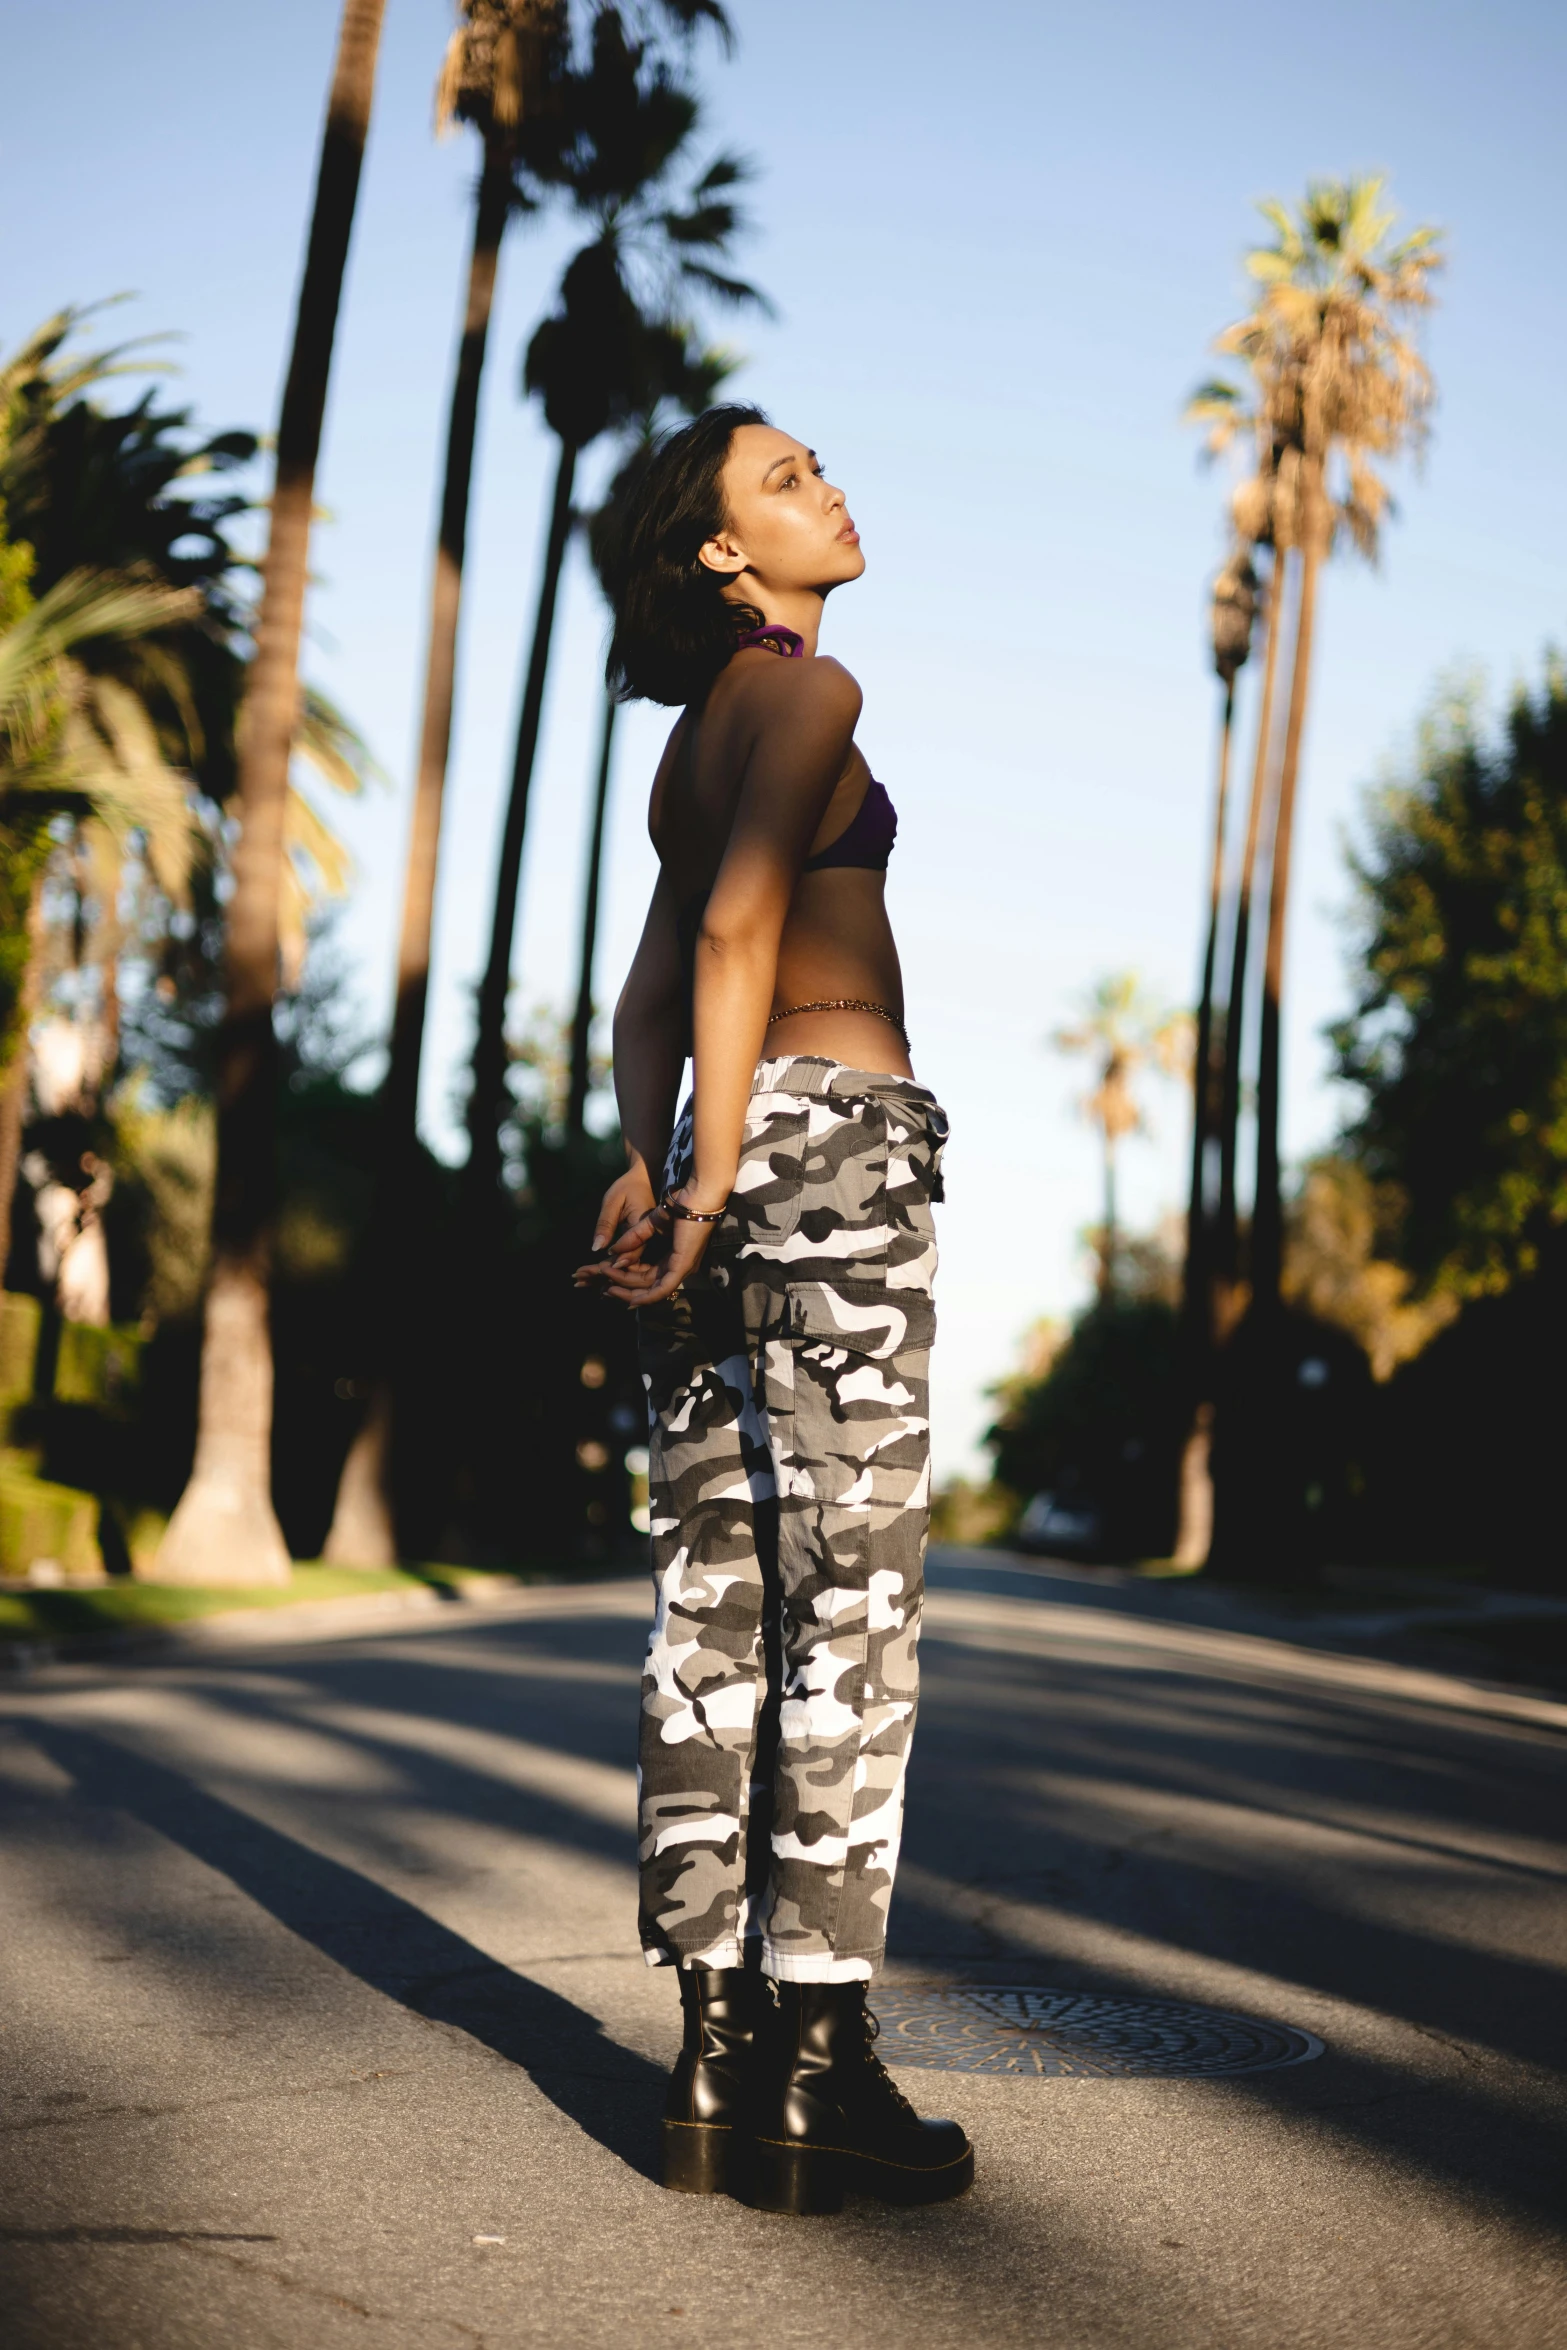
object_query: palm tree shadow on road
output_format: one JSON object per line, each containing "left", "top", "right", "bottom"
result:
{"left": 24, "top": 1721, "right": 669, "bottom": 2186}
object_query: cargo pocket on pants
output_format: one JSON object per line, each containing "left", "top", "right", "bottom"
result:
{"left": 781, "top": 1280, "right": 936, "bottom": 1362}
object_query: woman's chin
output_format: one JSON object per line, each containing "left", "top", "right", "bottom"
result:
{"left": 821, "top": 547, "right": 868, "bottom": 589}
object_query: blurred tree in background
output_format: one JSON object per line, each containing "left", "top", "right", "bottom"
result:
{"left": 0, "top": 495, "right": 201, "bottom": 1265}
{"left": 1333, "top": 662, "right": 1567, "bottom": 1299}
{"left": 1324, "top": 660, "right": 1567, "bottom": 1583}
{"left": 979, "top": 658, "right": 1567, "bottom": 1586}
{"left": 1052, "top": 974, "right": 1190, "bottom": 1303}
{"left": 1195, "top": 179, "right": 1443, "bottom": 1318}
{"left": 1171, "top": 178, "right": 1446, "bottom": 1584}
{"left": 1280, "top": 1156, "right": 1455, "bottom": 1384}
{"left": 155, "top": 0, "right": 388, "bottom": 1586}
{"left": 988, "top": 1280, "right": 1185, "bottom": 1563}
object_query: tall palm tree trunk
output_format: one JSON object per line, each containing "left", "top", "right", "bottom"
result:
{"left": 156, "top": 0, "right": 386, "bottom": 1587}
{"left": 324, "top": 129, "right": 512, "bottom": 1567}
{"left": 1214, "top": 552, "right": 1286, "bottom": 1296}
{"left": 566, "top": 688, "right": 618, "bottom": 1141}
{"left": 0, "top": 883, "right": 47, "bottom": 1290}
{"left": 466, "top": 438, "right": 578, "bottom": 1197}
{"left": 1171, "top": 675, "right": 1236, "bottom": 1565}
{"left": 384, "top": 132, "right": 513, "bottom": 1154}
{"left": 1180, "top": 674, "right": 1237, "bottom": 1340}
{"left": 0, "top": 1059, "right": 25, "bottom": 1291}
{"left": 1250, "top": 530, "right": 1323, "bottom": 1311}
{"left": 1099, "top": 1130, "right": 1118, "bottom": 1303}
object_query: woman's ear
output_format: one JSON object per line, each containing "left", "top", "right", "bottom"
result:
{"left": 697, "top": 528, "right": 749, "bottom": 581}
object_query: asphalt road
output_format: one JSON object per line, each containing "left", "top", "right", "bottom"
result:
{"left": 2, "top": 1552, "right": 1564, "bottom": 2350}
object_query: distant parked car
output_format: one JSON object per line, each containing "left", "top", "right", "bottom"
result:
{"left": 1014, "top": 1491, "right": 1103, "bottom": 1557}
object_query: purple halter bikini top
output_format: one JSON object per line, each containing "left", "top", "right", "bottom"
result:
{"left": 732, "top": 623, "right": 899, "bottom": 873}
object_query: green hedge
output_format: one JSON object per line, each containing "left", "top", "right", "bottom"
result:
{"left": 54, "top": 1322, "right": 143, "bottom": 1413}
{"left": 0, "top": 1457, "right": 101, "bottom": 1578}
{"left": 0, "top": 1293, "right": 39, "bottom": 1443}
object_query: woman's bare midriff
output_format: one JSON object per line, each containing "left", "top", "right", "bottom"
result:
{"left": 765, "top": 866, "right": 913, "bottom": 1078}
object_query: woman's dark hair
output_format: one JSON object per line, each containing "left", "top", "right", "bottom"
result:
{"left": 605, "top": 403, "right": 770, "bottom": 708}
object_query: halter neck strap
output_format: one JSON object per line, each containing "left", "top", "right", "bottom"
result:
{"left": 734, "top": 623, "right": 805, "bottom": 658}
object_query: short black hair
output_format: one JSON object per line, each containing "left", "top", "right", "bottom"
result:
{"left": 605, "top": 404, "right": 770, "bottom": 708}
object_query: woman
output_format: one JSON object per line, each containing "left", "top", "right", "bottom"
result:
{"left": 578, "top": 405, "right": 970, "bottom": 2217}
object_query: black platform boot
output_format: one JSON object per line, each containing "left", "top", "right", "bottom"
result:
{"left": 662, "top": 1967, "right": 770, "bottom": 2195}
{"left": 750, "top": 1983, "right": 974, "bottom": 2214}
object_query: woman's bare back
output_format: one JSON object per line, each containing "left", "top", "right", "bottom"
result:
{"left": 649, "top": 650, "right": 911, "bottom": 1072}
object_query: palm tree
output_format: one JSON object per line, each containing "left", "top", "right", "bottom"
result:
{"left": 465, "top": 11, "right": 763, "bottom": 1200}
{"left": 1182, "top": 396, "right": 1293, "bottom": 1315}
{"left": 386, "top": 0, "right": 736, "bottom": 1158}
{"left": 319, "top": 4, "right": 562, "bottom": 1575}
{"left": 564, "top": 690, "right": 619, "bottom": 1143}
{"left": 1213, "top": 542, "right": 1283, "bottom": 1304}
{"left": 2, "top": 309, "right": 255, "bottom": 792}
{"left": 1170, "top": 543, "right": 1256, "bottom": 1565}
{"left": 381, "top": 2, "right": 565, "bottom": 1172}
{"left": 1, "top": 313, "right": 373, "bottom": 1089}
{"left": 1054, "top": 976, "right": 1190, "bottom": 1302}
{"left": 1181, "top": 545, "right": 1257, "bottom": 1332}
{"left": 155, "top": 0, "right": 387, "bottom": 1587}
{"left": 1205, "top": 179, "right": 1442, "bottom": 1313}
{"left": 0, "top": 541, "right": 202, "bottom": 1277}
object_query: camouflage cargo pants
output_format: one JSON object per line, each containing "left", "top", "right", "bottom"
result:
{"left": 637, "top": 1053, "right": 948, "bottom": 1983}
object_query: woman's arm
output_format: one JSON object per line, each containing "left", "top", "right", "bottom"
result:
{"left": 589, "top": 870, "right": 687, "bottom": 1252}
{"left": 592, "top": 659, "right": 861, "bottom": 1306}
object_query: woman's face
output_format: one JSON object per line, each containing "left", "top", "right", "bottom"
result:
{"left": 699, "top": 424, "right": 866, "bottom": 600}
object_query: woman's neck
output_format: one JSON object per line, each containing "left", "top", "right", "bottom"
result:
{"left": 726, "top": 586, "right": 825, "bottom": 656}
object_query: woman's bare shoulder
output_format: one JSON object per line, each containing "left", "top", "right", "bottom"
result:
{"left": 727, "top": 651, "right": 862, "bottom": 729}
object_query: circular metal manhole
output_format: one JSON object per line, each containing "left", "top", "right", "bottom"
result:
{"left": 870, "top": 1987, "right": 1323, "bottom": 2076}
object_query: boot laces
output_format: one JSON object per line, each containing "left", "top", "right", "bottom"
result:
{"left": 861, "top": 2001, "right": 921, "bottom": 2122}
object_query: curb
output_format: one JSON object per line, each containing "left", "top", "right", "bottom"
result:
{"left": 0, "top": 1572, "right": 644, "bottom": 1676}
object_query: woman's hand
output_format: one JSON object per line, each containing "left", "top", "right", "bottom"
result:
{"left": 573, "top": 1179, "right": 726, "bottom": 1308}
{"left": 588, "top": 1165, "right": 657, "bottom": 1257}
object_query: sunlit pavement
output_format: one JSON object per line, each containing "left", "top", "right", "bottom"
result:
{"left": 2, "top": 1553, "right": 1564, "bottom": 2350}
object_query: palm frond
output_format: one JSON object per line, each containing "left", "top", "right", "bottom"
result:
{"left": 0, "top": 571, "right": 201, "bottom": 700}
{"left": 1196, "top": 176, "right": 1444, "bottom": 570}
{"left": 675, "top": 261, "right": 773, "bottom": 313}
{"left": 278, "top": 785, "right": 356, "bottom": 991}
{"left": 661, "top": 200, "right": 740, "bottom": 248}
{"left": 294, "top": 684, "right": 385, "bottom": 798}
{"left": 0, "top": 302, "right": 175, "bottom": 422}
{"left": 691, "top": 152, "right": 748, "bottom": 192}
{"left": 643, "top": 0, "right": 734, "bottom": 52}
{"left": 49, "top": 671, "right": 198, "bottom": 903}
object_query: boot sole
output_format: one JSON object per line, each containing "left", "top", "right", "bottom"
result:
{"left": 747, "top": 2137, "right": 975, "bottom": 2216}
{"left": 661, "top": 2120, "right": 735, "bottom": 2195}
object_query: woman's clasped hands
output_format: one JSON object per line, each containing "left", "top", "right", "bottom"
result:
{"left": 573, "top": 1168, "right": 724, "bottom": 1307}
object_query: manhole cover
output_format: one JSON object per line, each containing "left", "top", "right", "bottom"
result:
{"left": 870, "top": 1988, "right": 1323, "bottom": 2076}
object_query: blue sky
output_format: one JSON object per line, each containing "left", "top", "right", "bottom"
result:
{"left": 4, "top": 0, "right": 1563, "bottom": 1473}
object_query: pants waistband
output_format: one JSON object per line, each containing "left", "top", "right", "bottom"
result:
{"left": 750, "top": 1053, "right": 940, "bottom": 1110}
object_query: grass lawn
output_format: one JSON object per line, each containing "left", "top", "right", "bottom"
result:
{"left": 0, "top": 1559, "right": 584, "bottom": 1648}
